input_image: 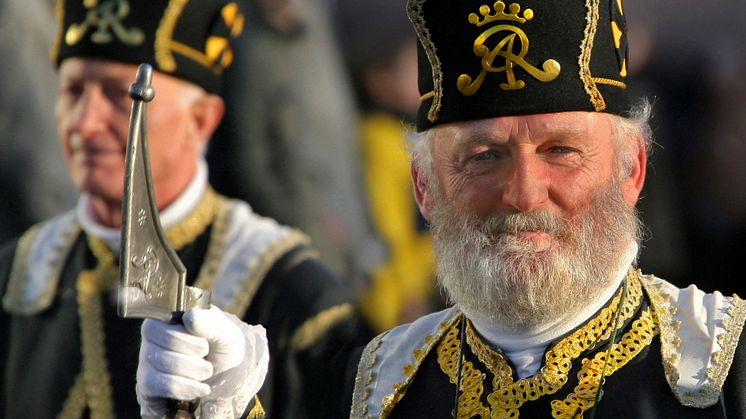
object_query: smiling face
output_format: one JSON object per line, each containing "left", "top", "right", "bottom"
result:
{"left": 55, "top": 58, "right": 224, "bottom": 226}
{"left": 413, "top": 111, "right": 646, "bottom": 329}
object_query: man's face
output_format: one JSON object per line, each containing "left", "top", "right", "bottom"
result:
{"left": 56, "top": 58, "right": 206, "bottom": 208}
{"left": 417, "top": 112, "right": 643, "bottom": 329}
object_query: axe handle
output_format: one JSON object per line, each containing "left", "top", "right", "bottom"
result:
{"left": 166, "top": 400, "right": 198, "bottom": 418}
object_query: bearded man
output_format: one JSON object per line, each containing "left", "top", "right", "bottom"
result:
{"left": 134, "top": 0, "right": 746, "bottom": 417}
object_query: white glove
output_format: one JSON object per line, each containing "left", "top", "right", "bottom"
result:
{"left": 136, "top": 305, "right": 269, "bottom": 418}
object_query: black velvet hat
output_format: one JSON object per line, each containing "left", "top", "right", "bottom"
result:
{"left": 50, "top": 0, "right": 245, "bottom": 93}
{"left": 407, "top": 0, "right": 631, "bottom": 131}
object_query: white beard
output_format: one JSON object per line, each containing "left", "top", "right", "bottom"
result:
{"left": 429, "top": 180, "right": 639, "bottom": 331}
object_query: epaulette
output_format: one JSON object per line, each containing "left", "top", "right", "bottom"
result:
{"left": 641, "top": 275, "right": 746, "bottom": 408}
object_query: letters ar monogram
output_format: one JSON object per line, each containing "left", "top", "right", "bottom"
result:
{"left": 457, "top": 1, "right": 560, "bottom": 96}
{"left": 65, "top": 0, "right": 145, "bottom": 47}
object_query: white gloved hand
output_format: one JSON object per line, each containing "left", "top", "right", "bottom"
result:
{"left": 136, "top": 305, "right": 269, "bottom": 418}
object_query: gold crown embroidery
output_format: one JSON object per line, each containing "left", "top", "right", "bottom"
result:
{"left": 65, "top": 0, "right": 145, "bottom": 47}
{"left": 457, "top": 1, "right": 561, "bottom": 96}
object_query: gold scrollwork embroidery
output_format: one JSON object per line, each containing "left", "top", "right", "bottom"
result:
{"left": 437, "top": 269, "right": 647, "bottom": 418}
{"left": 65, "top": 0, "right": 145, "bottom": 47}
{"left": 551, "top": 307, "right": 658, "bottom": 418}
{"left": 457, "top": 1, "right": 560, "bottom": 96}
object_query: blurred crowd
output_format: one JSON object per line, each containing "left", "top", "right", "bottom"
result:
{"left": 2, "top": 0, "right": 744, "bottom": 331}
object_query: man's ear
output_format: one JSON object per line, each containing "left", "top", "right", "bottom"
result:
{"left": 191, "top": 94, "right": 225, "bottom": 142}
{"left": 621, "top": 136, "right": 647, "bottom": 206}
{"left": 412, "top": 161, "right": 433, "bottom": 222}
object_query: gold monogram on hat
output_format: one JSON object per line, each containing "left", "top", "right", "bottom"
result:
{"left": 456, "top": 1, "right": 561, "bottom": 96}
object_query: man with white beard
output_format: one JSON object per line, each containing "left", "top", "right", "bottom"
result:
{"left": 135, "top": 0, "right": 746, "bottom": 417}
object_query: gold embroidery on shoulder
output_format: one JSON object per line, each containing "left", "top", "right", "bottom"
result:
{"left": 351, "top": 331, "right": 386, "bottom": 418}
{"left": 3, "top": 218, "right": 82, "bottom": 314}
{"left": 408, "top": 0, "right": 443, "bottom": 123}
{"left": 291, "top": 303, "right": 354, "bottom": 351}
{"left": 707, "top": 294, "right": 746, "bottom": 406}
{"left": 457, "top": 1, "right": 560, "bottom": 96}
{"left": 640, "top": 274, "right": 682, "bottom": 401}
{"left": 381, "top": 315, "right": 460, "bottom": 417}
{"left": 2, "top": 224, "right": 42, "bottom": 309}
{"left": 225, "top": 229, "right": 310, "bottom": 319}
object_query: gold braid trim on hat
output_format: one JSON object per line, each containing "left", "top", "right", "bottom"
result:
{"left": 436, "top": 269, "right": 652, "bottom": 418}
{"left": 408, "top": 0, "right": 443, "bottom": 123}
{"left": 155, "top": 0, "right": 189, "bottom": 73}
{"left": 578, "top": 0, "right": 606, "bottom": 111}
{"left": 60, "top": 188, "right": 217, "bottom": 417}
{"left": 50, "top": 0, "right": 65, "bottom": 63}
{"left": 591, "top": 77, "right": 627, "bottom": 90}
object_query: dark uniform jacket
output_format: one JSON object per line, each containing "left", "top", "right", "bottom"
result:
{"left": 343, "top": 270, "right": 746, "bottom": 418}
{"left": 0, "top": 189, "right": 370, "bottom": 418}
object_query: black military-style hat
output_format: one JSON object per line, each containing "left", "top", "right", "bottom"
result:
{"left": 407, "top": 0, "right": 631, "bottom": 131}
{"left": 50, "top": 0, "right": 245, "bottom": 94}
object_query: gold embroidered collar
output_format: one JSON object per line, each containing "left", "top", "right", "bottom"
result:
{"left": 58, "top": 188, "right": 218, "bottom": 418}
{"left": 437, "top": 269, "right": 657, "bottom": 418}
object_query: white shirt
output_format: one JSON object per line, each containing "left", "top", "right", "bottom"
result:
{"left": 77, "top": 158, "right": 208, "bottom": 254}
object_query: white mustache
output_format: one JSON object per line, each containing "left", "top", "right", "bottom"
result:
{"left": 478, "top": 210, "right": 566, "bottom": 238}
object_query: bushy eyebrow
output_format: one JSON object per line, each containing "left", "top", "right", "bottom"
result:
{"left": 455, "top": 123, "right": 589, "bottom": 148}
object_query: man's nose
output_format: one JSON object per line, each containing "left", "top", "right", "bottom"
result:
{"left": 70, "top": 87, "right": 110, "bottom": 138}
{"left": 501, "top": 153, "right": 550, "bottom": 212}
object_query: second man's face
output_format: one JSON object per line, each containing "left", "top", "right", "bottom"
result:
{"left": 55, "top": 57, "right": 206, "bottom": 211}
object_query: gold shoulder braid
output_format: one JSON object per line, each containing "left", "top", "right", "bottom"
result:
{"left": 58, "top": 189, "right": 218, "bottom": 418}
{"left": 437, "top": 269, "right": 658, "bottom": 418}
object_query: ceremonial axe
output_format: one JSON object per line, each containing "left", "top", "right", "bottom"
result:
{"left": 118, "top": 63, "right": 211, "bottom": 418}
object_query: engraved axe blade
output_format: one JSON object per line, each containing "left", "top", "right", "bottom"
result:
{"left": 118, "top": 63, "right": 210, "bottom": 322}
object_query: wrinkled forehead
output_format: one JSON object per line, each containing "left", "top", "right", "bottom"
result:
{"left": 58, "top": 57, "right": 139, "bottom": 82}
{"left": 428, "top": 111, "right": 616, "bottom": 147}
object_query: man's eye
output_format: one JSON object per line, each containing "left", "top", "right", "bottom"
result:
{"left": 548, "top": 146, "right": 575, "bottom": 154}
{"left": 474, "top": 151, "right": 499, "bottom": 161}
{"left": 62, "top": 84, "right": 84, "bottom": 98}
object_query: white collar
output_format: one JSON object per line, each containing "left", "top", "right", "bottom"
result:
{"left": 77, "top": 158, "right": 208, "bottom": 253}
{"left": 463, "top": 241, "right": 638, "bottom": 377}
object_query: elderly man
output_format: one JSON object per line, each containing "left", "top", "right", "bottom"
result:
{"left": 0, "top": 0, "right": 369, "bottom": 418}
{"left": 134, "top": 0, "right": 746, "bottom": 417}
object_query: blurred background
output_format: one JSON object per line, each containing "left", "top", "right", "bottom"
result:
{"left": 2, "top": 0, "right": 744, "bottom": 333}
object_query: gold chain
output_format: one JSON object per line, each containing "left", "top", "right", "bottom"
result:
{"left": 438, "top": 269, "right": 650, "bottom": 418}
